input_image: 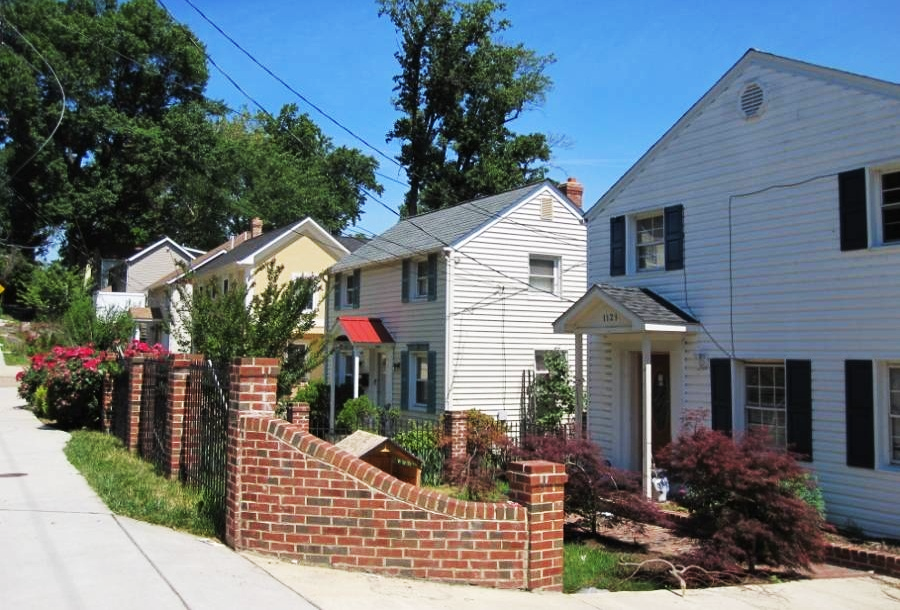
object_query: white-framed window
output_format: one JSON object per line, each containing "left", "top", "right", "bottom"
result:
{"left": 413, "top": 351, "right": 429, "bottom": 407}
{"left": 879, "top": 170, "right": 900, "bottom": 244}
{"left": 744, "top": 362, "right": 786, "bottom": 448}
{"left": 292, "top": 273, "right": 319, "bottom": 313}
{"left": 635, "top": 212, "right": 665, "bottom": 271}
{"left": 415, "top": 260, "right": 429, "bottom": 299}
{"left": 344, "top": 273, "right": 358, "bottom": 308}
{"left": 529, "top": 255, "right": 558, "bottom": 293}
{"left": 889, "top": 366, "right": 900, "bottom": 464}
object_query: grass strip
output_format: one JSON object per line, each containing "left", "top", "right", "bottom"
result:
{"left": 563, "top": 542, "right": 660, "bottom": 593}
{"left": 64, "top": 430, "right": 217, "bottom": 538}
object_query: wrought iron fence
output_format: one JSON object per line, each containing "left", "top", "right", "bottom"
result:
{"left": 139, "top": 358, "right": 170, "bottom": 473}
{"left": 182, "top": 360, "right": 230, "bottom": 537}
{"left": 110, "top": 357, "right": 130, "bottom": 444}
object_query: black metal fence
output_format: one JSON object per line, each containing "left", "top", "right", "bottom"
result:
{"left": 309, "top": 410, "right": 442, "bottom": 444}
{"left": 182, "top": 360, "right": 230, "bottom": 537}
{"left": 139, "top": 358, "right": 170, "bottom": 473}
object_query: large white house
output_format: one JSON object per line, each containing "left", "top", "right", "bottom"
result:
{"left": 326, "top": 180, "right": 586, "bottom": 426}
{"left": 556, "top": 50, "right": 900, "bottom": 537}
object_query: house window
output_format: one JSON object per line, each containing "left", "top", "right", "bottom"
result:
{"left": 890, "top": 367, "right": 900, "bottom": 464}
{"left": 636, "top": 212, "right": 664, "bottom": 271}
{"left": 529, "top": 256, "right": 558, "bottom": 293}
{"left": 292, "top": 273, "right": 318, "bottom": 312}
{"left": 223, "top": 279, "right": 229, "bottom": 294}
{"left": 535, "top": 350, "right": 566, "bottom": 381}
{"left": 745, "top": 363, "right": 786, "bottom": 448}
{"left": 415, "top": 260, "right": 429, "bottom": 299}
{"left": 414, "top": 351, "right": 429, "bottom": 406}
{"left": 345, "top": 274, "right": 357, "bottom": 306}
{"left": 880, "top": 170, "right": 900, "bottom": 244}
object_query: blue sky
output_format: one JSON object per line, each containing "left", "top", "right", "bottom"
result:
{"left": 161, "top": 0, "right": 900, "bottom": 237}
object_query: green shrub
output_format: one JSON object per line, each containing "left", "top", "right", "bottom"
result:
{"left": 783, "top": 473, "right": 826, "bottom": 519}
{"left": 394, "top": 425, "right": 444, "bottom": 486}
{"left": 32, "top": 385, "right": 49, "bottom": 419}
{"left": 336, "top": 395, "right": 380, "bottom": 432}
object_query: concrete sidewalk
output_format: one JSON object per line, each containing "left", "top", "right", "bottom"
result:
{"left": 1, "top": 381, "right": 899, "bottom": 609}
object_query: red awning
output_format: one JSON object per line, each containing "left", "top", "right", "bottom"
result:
{"left": 337, "top": 317, "right": 395, "bottom": 344}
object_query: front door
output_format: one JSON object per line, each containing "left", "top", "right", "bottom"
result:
{"left": 650, "top": 353, "right": 671, "bottom": 456}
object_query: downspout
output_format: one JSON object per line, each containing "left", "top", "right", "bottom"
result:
{"left": 443, "top": 248, "right": 454, "bottom": 412}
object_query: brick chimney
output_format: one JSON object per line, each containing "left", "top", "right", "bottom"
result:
{"left": 558, "top": 177, "right": 584, "bottom": 209}
{"left": 251, "top": 217, "right": 263, "bottom": 238}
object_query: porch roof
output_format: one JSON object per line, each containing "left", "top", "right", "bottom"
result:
{"left": 336, "top": 316, "right": 395, "bottom": 344}
{"left": 553, "top": 284, "right": 698, "bottom": 335}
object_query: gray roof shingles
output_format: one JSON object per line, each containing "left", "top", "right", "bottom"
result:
{"left": 593, "top": 284, "right": 698, "bottom": 325}
{"left": 332, "top": 181, "right": 556, "bottom": 272}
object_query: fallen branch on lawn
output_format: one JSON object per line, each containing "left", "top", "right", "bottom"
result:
{"left": 621, "top": 558, "right": 744, "bottom": 597}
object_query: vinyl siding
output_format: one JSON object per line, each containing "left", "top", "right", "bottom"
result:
{"left": 449, "top": 191, "right": 586, "bottom": 417}
{"left": 586, "top": 58, "right": 900, "bottom": 537}
{"left": 126, "top": 246, "right": 192, "bottom": 292}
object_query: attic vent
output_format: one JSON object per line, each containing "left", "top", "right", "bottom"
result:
{"left": 740, "top": 83, "right": 765, "bottom": 119}
{"left": 540, "top": 197, "right": 553, "bottom": 220}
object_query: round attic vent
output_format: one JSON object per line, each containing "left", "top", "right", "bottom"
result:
{"left": 740, "top": 82, "right": 765, "bottom": 119}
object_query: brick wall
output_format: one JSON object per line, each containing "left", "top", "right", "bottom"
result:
{"left": 225, "top": 359, "right": 567, "bottom": 591}
{"left": 825, "top": 543, "right": 900, "bottom": 579}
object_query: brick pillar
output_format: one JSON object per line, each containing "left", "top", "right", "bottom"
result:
{"left": 287, "top": 401, "right": 310, "bottom": 433}
{"left": 164, "top": 354, "right": 195, "bottom": 479}
{"left": 225, "top": 357, "right": 280, "bottom": 549}
{"left": 125, "top": 356, "right": 145, "bottom": 452}
{"left": 444, "top": 410, "right": 468, "bottom": 461}
{"left": 508, "top": 460, "right": 568, "bottom": 592}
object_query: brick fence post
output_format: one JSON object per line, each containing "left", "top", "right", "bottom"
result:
{"left": 99, "top": 353, "right": 118, "bottom": 433}
{"left": 225, "top": 357, "right": 280, "bottom": 550}
{"left": 125, "top": 356, "right": 145, "bottom": 452}
{"left": 444, "top": 410, "right": 468, "bottom": 461}
{"left": 507, "top": 460, "right": 568, "bottom": 592}
{"left": 286, "top": 401, "right": 310, "bottom": 433}
{"left": 164, "top": 354, "right": 194, "bottom": 479}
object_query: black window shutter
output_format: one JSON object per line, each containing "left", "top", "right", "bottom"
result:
{"left": 352, "top": 269, "right": 361, "bottom": 309}
{"left": 427, "top": 350, "right": 437, "bottom": 413}
{"left": 610, "top": 216, "right": 626, "bottom": 276}
{"left": 333, "top": 273, "right": 342, "bottom": 310}
{"left": 401, "top": 259, "right": 410, "bottom": 303}
{"left": 664, "top": 204, "right": 684, "bottom": 271}
{"left": 786, "top": 360, "right": 813, "bottom": 460}
{"left": 839, "top": 168, "right": 868, "bottom": 251}
{"left": 427, "top": 253, "right": 438, "bottom": 301}
{"left": 845, "top": 359, "right": 875, "bottom": 469}
{"left": 710, "top": 358, "right": 732, "bottom": 434}
{"left": 400, "top": 352, "right": 409, "bottom": 409}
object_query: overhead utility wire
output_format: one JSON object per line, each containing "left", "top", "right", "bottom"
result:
{"left": 1, "top": 18, "right": 66, "bottom": 180}
{"left": 178, "top": 0, "right": 405, "bottom": 174}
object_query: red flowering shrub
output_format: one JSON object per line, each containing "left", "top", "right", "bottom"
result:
{"left": 516, "top": 435, "right": 664, "bottom": 533}
{"left": 656, "top": 427, "right": 830, "bottom": 572}
{"left": 118, "top": 339, "right": 168, "bottom": 359}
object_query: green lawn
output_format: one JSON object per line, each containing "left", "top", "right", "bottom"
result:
{"left": 64, "top": 431, "right": 217, "bottom": 538}
{"left": 563, "top": 542, "right": 660, "bottom": 593}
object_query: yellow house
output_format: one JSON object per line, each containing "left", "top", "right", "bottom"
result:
{"left": 156, "top": 217, "right": 364, "bottom": 380}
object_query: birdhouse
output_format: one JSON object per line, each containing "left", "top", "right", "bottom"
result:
{"left": 335, "top": 430, "right": 422, "bottom": 486}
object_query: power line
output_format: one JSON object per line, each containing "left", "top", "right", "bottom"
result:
{"left": 177, "top": 0, "right": 405, "bottom": 173}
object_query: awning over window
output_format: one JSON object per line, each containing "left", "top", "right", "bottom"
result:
{"left": 336, "top": 316, "right": 395, "bottom": 344}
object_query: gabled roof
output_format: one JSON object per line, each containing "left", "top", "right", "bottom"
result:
{"left": 586, "top": 49, "right": 900, "bottom": 220}
{"left": 126, "top": 236, "right": 200, "bottom": 266}
{"left": 554, "top": 284, "right": 697, "bottom": 335}
{"left": 336, "top": 235, "right": 368, "bottom": 252}
{"left": 198, "top": 217, "right": 349, "bottom": 275}
{"left": 147, "top": 230, "right": 254, "bottom": 290}
{"left": 332, "top": 181, "right": 583, "bottom": 273}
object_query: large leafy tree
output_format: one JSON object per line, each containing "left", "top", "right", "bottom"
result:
{"left": 0, "top": 0, "right": 215, "bottom": 264}
{"left": 379, "top": 0, "right": 554, "bottom": 215}
{"left": 207, "top": 104, "right": 382, "bottom": 237}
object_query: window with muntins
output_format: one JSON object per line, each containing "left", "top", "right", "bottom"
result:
{"left": 881, "top": 171, "right": 900, "bottom": 243}
{"left": 414, "top": 351, "right": 429, "bottom": 406}
{"left": 415, "top": 260, "right": 429, "bottom": 298}
{"left": 529, "top": 256, "right": 557, "bottom": 293}
{"left": 345, "top": 273, "right": 357, "bottom": 308}
{"left": 636, "top": 213, "right": 664, "bottom": 271}
{"left": 890, "top": 367, "right": 900, "bottom": 464}
{"left": 745, "top": 363, "right": 786, "bottom": 448}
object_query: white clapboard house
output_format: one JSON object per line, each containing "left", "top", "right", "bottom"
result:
{"left": 326, "top": 180, "right": 586, "bottom": 426}
{"left": 555, "top": 50, "right": 900, "bottom": 538}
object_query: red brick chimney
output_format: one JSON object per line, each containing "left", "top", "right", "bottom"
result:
{"left": 251, "top": 217, "right": 263, "bottom": 238}
{"left": 558, "top": 177, "right": 584, "bottom": 208}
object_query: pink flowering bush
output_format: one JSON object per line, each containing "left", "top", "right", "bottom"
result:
{"left": 16, "top": 340, "right": 168, "bottom": 429}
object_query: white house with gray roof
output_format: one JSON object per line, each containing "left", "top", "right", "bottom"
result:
{"left": 556, "top": 50, "right": 900, "bottom": 538}
{"left": 326, "top": 179, "right": 586, "bottom": 427}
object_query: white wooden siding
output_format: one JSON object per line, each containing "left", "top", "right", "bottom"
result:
{"left": 126, "top": 246, "right": 191, "bottom": 292}
{"left": 450, "top": 192, "right": 586, "bottom": 418}
{"left": 587, "top": 58, "right": 900, "bottom": 537}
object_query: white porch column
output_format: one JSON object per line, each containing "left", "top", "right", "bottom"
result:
{"left": 575, "top": 333, "right": 583, "bottom": 436}
{"left": 642, "top": 336, "right": 653, "bottom": 499}
{"left": 329, "top": 352, "right": 336, "bottom": 434}
{"left": 352, "top": 348, "right": 360, "bottom": 399}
